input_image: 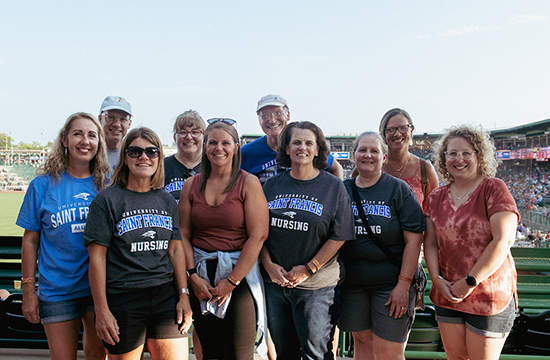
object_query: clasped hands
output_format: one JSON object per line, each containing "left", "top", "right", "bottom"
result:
{"left": 267, "top": 263, "right": 309, "bottom": 288}
{"left": 435, "top": 277, "right": 475, "bottom": 303}
{"left": 189, "top": 274, "right": 235, "bottom": 305}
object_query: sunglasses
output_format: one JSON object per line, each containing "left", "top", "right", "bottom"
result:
{"left": 207, "top": 118, "right": 237, "bottom": 125}
{"left": 126, "top": 146, "right": 161, "bottom": 159}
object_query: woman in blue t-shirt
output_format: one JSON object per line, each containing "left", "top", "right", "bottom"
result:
{"left": 17, "top": 112, "right": 110, "bottom": 360}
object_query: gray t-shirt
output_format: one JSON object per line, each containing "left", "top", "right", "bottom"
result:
{"left": 341, "top": 173, "right": 425, "bottom": 291}
{"left": 107, "top": 148, "right": 121, "bottom": 171}
{"left": 83, "top": 184, "right": 181, "bottom": 293}
{"left": 262, "top": 170, "right": 355, "bottom": 290}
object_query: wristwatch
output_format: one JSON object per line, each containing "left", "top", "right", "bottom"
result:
{"left": 179, "top": 288, "right": 190, "bottom": 296}
{"left": 465, "top": 274, "right": 478, "bottom": 287}
{"left": 186, "top": 268, "right": 197, "bottom": 278}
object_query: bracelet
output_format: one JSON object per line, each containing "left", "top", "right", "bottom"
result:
{"left": 304, "top": 263, "right": 314, "bottom": 275}
{"left": 398, "top": 275, "right": 413, "bottom": 284}
{"left": 311, "top": 258, "right": 321, "bottom": 271}
{"left": 186, "top": 268, "right": 197, "bottom": 278}
{"left": 21, "top": 277, "right": 36, "bottom": 285}
{"left": 432, "top": 276, "right": 440, "bottom": 288}
{"left": 227, "top": 275, "right": 240, "bottom": 287}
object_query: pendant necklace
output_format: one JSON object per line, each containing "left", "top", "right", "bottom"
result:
{"left": 388, "top": 155, "right": 410, "bottom": 179}
{"left": 451, "top": 179, "right": 477, "bottom": 200}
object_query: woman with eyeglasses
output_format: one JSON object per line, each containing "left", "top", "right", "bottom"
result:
{"left": 424, "top": 125, "right": 519, "bottom": 360}
{"left": 17, "top": 112, "right": 110, "bottom": 360}
{"left": 378, "top": 108, "right": 438, "bottom": 211}
{"left": 178, "top": 118, "right": 269, "bottom": 360}
{"left": 165, "top": 110, "right": 206, "bottom": 203}
{"left": 84, "top": 127, "right": 193, "bottom": 360}
{"left": 261, "top": 121, "right": 355, "bottom": 359}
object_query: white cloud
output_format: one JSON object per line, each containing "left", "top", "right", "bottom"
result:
{"left": 513, "top": 14, "right": 548, "bottom": 24}
{"left": 439, "top": 24, "right": 500, "bottom": 37}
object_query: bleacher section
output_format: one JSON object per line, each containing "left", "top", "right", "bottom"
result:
{"left": 0, "top": 165, "right": 38, "bottom": 191}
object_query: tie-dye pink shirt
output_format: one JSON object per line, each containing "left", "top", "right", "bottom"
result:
{"left": 425, "top": 177, "right": 519, "bottom": 315}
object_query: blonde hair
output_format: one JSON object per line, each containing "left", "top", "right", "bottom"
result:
{"left": 173, "top": 110, "right": 206, "bottom": 133}
{"left": 111, "top": 127, "right": 165, "bottom": 190}
{"left": 39, "top": 112, "right": 110, "bottom": 190}
{"left": 433, "top": 124, "right": 497, "bottom": 184}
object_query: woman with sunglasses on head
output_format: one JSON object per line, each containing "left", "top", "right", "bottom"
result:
{"left": 84, "top": 127, "right": 193, "bottom": 360}
{"left": 178, "top": 118, "right": 269, "bottom": 360}
{"left": 338, "top": 132, "right": 425, "bottom": 360}
{"left": 261, "top": 121, "right": 355, "bottom": 360}
{"left": 424, "top": 125, "right": 518, "bottom": 360}
{"left": 165, "top": 110, "right": 206, "bottom": 203}
{"left": 17, "top": 112, "right": 110, "bottom": 360}
{"left": 378, "top": 108, "right": 438, "bottom": 211}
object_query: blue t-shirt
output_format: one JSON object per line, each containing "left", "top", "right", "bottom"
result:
{"left": 241, "top": 135, "right": 335, "bottom": 185}
{"left": 16, "top": 172, "right": 98, "bottom": 302}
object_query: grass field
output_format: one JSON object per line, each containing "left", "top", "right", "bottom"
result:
{"left": 0, "top": 192, "right": 25, "bottom": 236}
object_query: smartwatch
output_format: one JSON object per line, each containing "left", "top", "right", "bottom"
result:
{"left": 465, "top": 274, "right": 478, "bottom": 287}
{"left": 186, "top": 268, "right": 197, "bottom": 278}
{"left": 180, "top": 288, "right": 190, "bottom": 296}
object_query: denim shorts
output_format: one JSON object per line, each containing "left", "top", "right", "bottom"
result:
{"left": 338, "top": 286, "right": 416, "bottom": 343}
{"left": 105, "top": 281, "right": 187, "bottom": 355}
{"left": 39, "top": 295, "right": 94, "bottom": 324}
{"left": 435, "top": 297, "right": 516, "bottom": 338}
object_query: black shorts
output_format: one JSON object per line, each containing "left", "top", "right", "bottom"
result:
{"left": 105, "top": 281, "right": 187, "bottom": 355}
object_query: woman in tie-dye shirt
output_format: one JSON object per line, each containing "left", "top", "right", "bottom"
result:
{"left": 424, "top": 125, "right": 518, "bottom": 360}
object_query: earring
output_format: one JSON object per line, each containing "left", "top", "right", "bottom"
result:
{"left": 65, "top": 147, "right": 68, "bottom": 155}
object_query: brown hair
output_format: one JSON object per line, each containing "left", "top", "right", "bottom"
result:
{"left": 199, "top": 121, "right": 242, "bottom": 193}
{"left": 276, "top": 121, "right": 329, "bottom": 170}
{"left": 111, "top": 127, "right": 165, "bottom": 190}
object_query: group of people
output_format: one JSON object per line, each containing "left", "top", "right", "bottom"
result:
{"left": 498, "top": 171, "right": 550, "bottom": 209}
{"left": 16, "top": 94, "right": 519, "bottom": 360}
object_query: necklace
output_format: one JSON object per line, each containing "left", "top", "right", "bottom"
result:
{"left": 387, "top": 155, "right": 410, "bottom": 179}
{"left": 451, "top": 179, "right": 478, "bottom": 200}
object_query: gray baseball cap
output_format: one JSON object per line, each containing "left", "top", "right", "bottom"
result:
{"left": 256, "top": 94, "right": 288, "bottom": 112}
{"left": 100, "top": 96, "right": 132, "bottom": 116}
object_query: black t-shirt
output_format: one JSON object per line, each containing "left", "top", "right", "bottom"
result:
{"left": 84, "top": 185, "right": 181, "bottom": 293}
{"left": 263, "top": 170, "right": 355, "bottom": 289}
{"left": 164, "top": 154, "right": 201, "bottom": 201}
{"left": 341, "top": 173, "right": 425, "bottom": 290}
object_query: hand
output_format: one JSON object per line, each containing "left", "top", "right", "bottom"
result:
{"left": 265, "top": 262, "right": 291, "bottom": 287}
{"left": 385, "top": 282, "right": 410, "bottom": 319}
{"left": 284, "top": 265, "right": 310, "bottom": 288}
{"left": 189, "top": 274, "right": 214, "bottom": 300}
{"left": 94, "top": 308, "right": 120, "bottom": 346}
{"left": 209, "top": 278, "right": 235, "bottom": 306}
{"left": 22, "top": 291, "right": 40, "bottom": 324}
{"left": 176, "top": 295, "right": 193, "bottom": 334}
{"left": 449, "top": 278, "right": 475, "bottom": 301}
{"left": 436, "top": 277, "right": 462, "bottom": 303}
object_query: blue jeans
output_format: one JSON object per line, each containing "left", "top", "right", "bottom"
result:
{"left": 265, "top": 281, "right": 340, "bottom": 360}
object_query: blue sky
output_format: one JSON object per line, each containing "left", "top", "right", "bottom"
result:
{"left": 1, "top": 1, "right": 549, "bottom": 145}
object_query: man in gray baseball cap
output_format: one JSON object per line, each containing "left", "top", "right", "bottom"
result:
{"left": 99, "top": 96, "right": 133, "bottom": 169}
{"left": 241, "top": 94, "right": 343, "bottom": 185}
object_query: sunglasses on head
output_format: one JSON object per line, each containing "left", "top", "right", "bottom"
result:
{"left": 126, "top": 146, "right": 161, "bottom": 159}
{"left": 207, "top": 118, "right": 237, "bottom": 125}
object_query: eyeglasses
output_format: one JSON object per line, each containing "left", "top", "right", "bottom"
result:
{"left": 207, "top": 118, "right": 236, "bottom": 125}
{"left": 176, "top": 129, "right": 203, "bottom": 137}
{"left": 385, "top": 124, "right": 412, "bottom": 134}
{"left": 258, "top": 109, "right": 287, "bottom": 121}
{"left": 103, "top": 114, "right": 131, "bottom": 125}
{"left": 444, "top": 150, "right": 477, "bottom": 161}
{"left": 126, "top": 146, "right": 161, "bottom": 159}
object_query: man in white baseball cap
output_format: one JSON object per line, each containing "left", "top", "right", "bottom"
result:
{"left": 99, "top": 96, "right": 133, "bottom": 169}
{"left": 241, "top": 94, "right": 343, "bottom": 185}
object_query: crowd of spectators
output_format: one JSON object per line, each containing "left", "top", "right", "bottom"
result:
{"left": 497, "top": 170, "right": 550, "bottom": 210}
{"left": 0, "top": 167, "right": 27, "bottom": 191}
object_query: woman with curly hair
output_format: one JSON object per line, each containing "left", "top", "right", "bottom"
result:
{"left": 17, "top": 112, "right": 110, "bottom": 360}
{"left": 424, "top": 125, "right": 519, "bottom": 360}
